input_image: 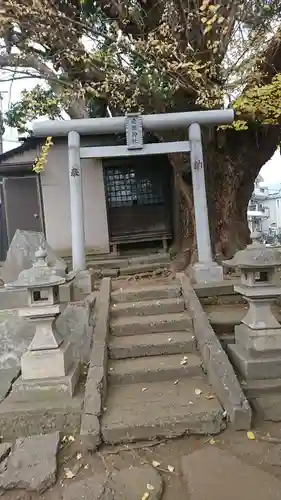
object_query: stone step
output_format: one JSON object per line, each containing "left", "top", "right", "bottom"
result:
{"left": 88, "top": 258, "right": 129, "bottom": 269}
{"left": 101, "top": 378, "right": 224, "bottom": 444}
{"left": 109, "top": 330, "right": 196, "bottom": 359}
{"left": 111, "top": 283, "right": 181, "bottom": 304}
{"left": 111, "top": 297, "right": 185, "bottom": 318}
{"left": 108, "top": 353, "right": 202, "bottom": 384}
{"left": 128, "top": 253, "right": 170, "bottom": 265}
{"left": 119, "top": 262, "right": 168, "bottom": 276}
{"left": 110, "top": 311, "right": 192, "bottom": 336}
{"left": 240, "top": 377, "right": 281, "bottom": 398}
{"left": 87, "top": 253, "right": 170, "bottom": 270}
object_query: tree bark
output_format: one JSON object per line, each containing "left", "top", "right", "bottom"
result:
{"left": 159, "top": 122, "right": 281, "bottom": 269}
{"left": 206, "top": 124, "right": 281, "bottom": 258}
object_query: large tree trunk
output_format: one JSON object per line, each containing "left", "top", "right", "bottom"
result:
{"left": 168, "top": 124, "right": 281, "bottom": 270}
{"left": 208, "top": 125, "right": 281, "bottom": 258}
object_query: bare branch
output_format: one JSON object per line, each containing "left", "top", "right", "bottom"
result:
{"left": 0, "top": 52, "right": 58, "bottom": 80}
{"left": 0, "top": 52, "right": 89, "bottom": 119}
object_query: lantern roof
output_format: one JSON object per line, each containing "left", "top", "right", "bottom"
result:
{"left": 5, "top": 247, "right": 66, "bottom": 289}
{"left": 223, "top": 233, "right": 281, "bottom": 270}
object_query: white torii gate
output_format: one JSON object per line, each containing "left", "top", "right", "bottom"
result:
{"left": 33, "top": 109, "right": 234, "bottom": 284}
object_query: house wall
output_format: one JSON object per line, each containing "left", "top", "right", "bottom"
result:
{"left": 263, "top": 197, "right": 281, "bottom": 232}
{"left": 42, "top": 142, "right": 109, "bottom": 254}
{"left": 0, "top": 142, "right": 110, "bottom": 254}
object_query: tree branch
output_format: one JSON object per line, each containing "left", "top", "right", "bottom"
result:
{"left": 96, "top": 0, "right": 164, "bottom": 36}
{"left": 0, "top": 52, "right": 89, "bottom": 119}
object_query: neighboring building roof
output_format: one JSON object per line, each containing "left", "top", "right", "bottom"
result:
{"left": 0, "top": 136, "right": 42, "bottom": 163}
{"left": 267, "top": 191, "right": 281, "bottom": 199}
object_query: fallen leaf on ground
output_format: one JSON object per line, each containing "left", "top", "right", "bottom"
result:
{"left": 168, "top": 338, "right": 172, "bottom": 342}
{"left": 142, "top": 387, "right": 148, "bottom": 392}
{"left": 195, "top": 388, "right": 202, "bottom": 396}
{"left": 174, "top": 380, "right": 179, "bottom": 385}
{"left": 147, "top": 484, "right": 155, "bottom": 490}
{"left": 167, "top": 465, "right": 175, "bottom": 472}
{"left": 205, "top": 394, "right": 215, "bottom": 400}
{"left": 180, "top": 356, "right": 188, "bottom": 366}
{"left": 84, "top": 464, "right": 89, "bottom": 470}
{"left": 247, "top": 431, "right": 256, "bottom": 440}
{"left": 141, "top": 493, "right": 150, "bottom": 500}
{"left": 209, "top": 438, "right": 216, "bottom": 445}
{"left": 152, "top": 460, "right": 161, "bottom": 467}
{"left": 64, "top": 468, "right": 76, "bottom": 479}
{"left": 76, "top": 453, "right": 82, "bottom": 460}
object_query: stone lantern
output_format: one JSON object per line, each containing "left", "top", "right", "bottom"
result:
{"left": 223, "top": 233, "right": 281, "bottom": 418}
{"left": 5, "top": 247, "right": 79, "bottom": 399}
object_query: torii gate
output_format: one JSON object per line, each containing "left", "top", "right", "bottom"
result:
{"left": 33, "top": 109, "right": 234, "bottom": 284}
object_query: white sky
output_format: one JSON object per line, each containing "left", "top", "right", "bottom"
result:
{"left": 0, "top": 76, "right": 280, "bottom": 187}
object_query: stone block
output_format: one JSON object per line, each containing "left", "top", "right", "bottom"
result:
{"left": 251, "top": 393, "right": 281, "bottom": 421}
{"left": 59, "top": 281, "right": 74, "bottom": 303}
{"left": 62, "top": 466, "right": 163, "bottom": 500}
{"left": 179, "top": 273, "right": 252, "bottom": 430}
{"left": 0, "top": 310, "right": 35, "bottom": 370}
{"left": 0, "top": 230, "right": 66, "bottom": 285}
{"left": 21, "top": 340, "right": 73, "bottom": 379}
{"left": 84, "top": 365, "right": 104, "bottom": 414}
{"left": 241, "top": 377, "right": 281, "bottom": 399}
{"left": 9, "top": 362, "right": 80, "bottom": 400}
{"left": 193, "top": 281, "right": 236, "bottom": 298}
{"left": 235, "top": 323, "right": 281, "bottom": 356}
{"left": 73, "top": 270, "right": 93, "bottom": 298}
{"left": 228, "top": 343, "right": 281, "bottom": 380}
{"left": 192, "top": 262, "right": 224, "bottom": 285}
{"left": 80, "top": 414, "right": 101, "bottom": 451}
{"left": 56, "top": 299, "right": 95, "bottom": 364}
{"left": 180, "top": 447, "right": 281, "bottom": 500}
{"left": 102, "top": 268, "right": 119, "bottom": 277}
{"left": 0, "top": 394, "right": 83, "bottom": 439}
{"left": 89, "top": 341, "right": 108, "bottom": 371}
{"left": 129, "top": 253, "right": 169, "bottom": 265}
{"left": 1, "top": 432, "right": 60, "bottom": 493}
{"left": 119, "top": 262, "right": 167, "bottom": 276}
{"left": 111, "top": 282, "right": 181, "bottom": 303}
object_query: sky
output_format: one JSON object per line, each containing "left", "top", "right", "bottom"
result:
{"left": 1, "top": 75, "right": 281, "bottom": 187}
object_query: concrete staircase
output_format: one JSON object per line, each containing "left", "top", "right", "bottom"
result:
{"left": 65, "top": 252, "right": 171, "bottom": 277}
{"left": 101, "top": 280, "right": 225, "bottom": 444}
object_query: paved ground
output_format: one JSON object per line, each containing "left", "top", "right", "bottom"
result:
{"left": 2, "top": 421, "right": 281, "bottom": 499}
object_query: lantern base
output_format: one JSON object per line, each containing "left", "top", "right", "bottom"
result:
{"left": 228, "top": 344, "right": 281, "bottom": 380}
{"left": 21, "top": 340, "right": 73, "bottom": 380}
{"left": 8, "top": 362, "right": 80, "bottom": 401}
{"left": 235, "top": 323, "right": 281, "bottom": 356}
{"left": 192, "top": 261, "right": 223, "bottom": 285}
